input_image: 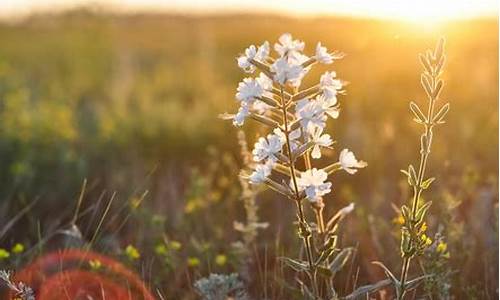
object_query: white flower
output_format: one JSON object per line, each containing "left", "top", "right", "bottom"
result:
{"left": 296, "top": 168, "right": 332, "bottom": 202}
{"left": 237, "top": 41, "right": 270, "bottom": 73}
{"left": 273, "top": 127, "right": 301, "bottom": 151}
{"left": 296, "top": 98, "right": 327, "bottom": 130}
{"left": 252, "top": 130, "right": 286, "bottom": 162}
{"left": 309, "top": 126, "right": 333, "bottom": 159}
{"left": 316, "top": 94, "right": 340, "bottom": 119}
{"left": 252, "top": 100, "right": 270, "bottom": 115}
{"left": 320, "top": 71, "right": 343, "bottom": 101}
{"left": 315, "top": 42, "right": 334, "bottom": 64}
{"left": 249, "top": 160, "right": 273, "bottom": 184}
{"left": 256, "top": 72, "right": 273, "bottom": 92}
{"left": 274, "top": 33, "right": 305, "bottom": 57}
{"left": 236, "top": 74, "right": 273, "bottom": 104}
{"left": 233, "top": 104, "right": 250, "bottom": 126}
{"left": 270, "top": 57, "right": 305, "bottom": 87}
{"left": 339, "top": 149, "right": 367, "bottom": 174}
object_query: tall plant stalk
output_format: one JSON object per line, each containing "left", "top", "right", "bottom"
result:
{"left": 395, "top": 38, "right": 450, "bottom": 299}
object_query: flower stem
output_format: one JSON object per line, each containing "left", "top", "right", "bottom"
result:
{"left": 398, "top": 63, "right": 439, "bottom": 300}
{"left": 280, "top": 86, "right": 317, "bottom": 293}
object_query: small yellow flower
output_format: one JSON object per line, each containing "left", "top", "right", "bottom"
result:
{"left": 393, "top": 215, "right": 405, "bottom": 225}
{"left": 11, "top": 243, "right": 24, "bottom": 254}
{"left": 155, "top": 244, "right": 168, "bottom": 256}
{"left": 209, "top": 191, "right": 222, "bottom": 202}
{"left": 125, "top": 244, "right": 140, "bottom": 260}
{"left": 420, "top": 234, "right": 432, "bottom": 246}
{"left": 420, "top": 222, "right": 428, "bottom": 232}
{"left": 169, "top": 241, "right": 182, "bottom": 251}
{"left": 215, "top": 254, "right": 227, "bottom": 266}
{"left": 0, "top": 248, "right": 10, "bottom": 260}
{"left": 187, "top": 257, "right": 200, "bottom": 267}
{"left": 436, "top": 241, "right": 448, "bottom": 253}
{"left": 89, "top": 259, "right": 102, "bottom": 270}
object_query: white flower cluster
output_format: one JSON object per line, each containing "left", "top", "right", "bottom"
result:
{"left": 231, "top": 33, "right": 366, "bottom": 203}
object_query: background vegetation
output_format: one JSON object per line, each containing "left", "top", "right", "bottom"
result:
{"left": 0, "top": 9, "right": 497, "bottom": 299}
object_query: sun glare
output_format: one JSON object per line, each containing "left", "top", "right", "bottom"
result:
{"left": 0, "top": 0, "right": 496, "bottom": 21}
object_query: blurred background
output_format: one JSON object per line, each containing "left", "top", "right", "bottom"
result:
{"left": 0, "top": 1, "right": 497, "bottom": 299}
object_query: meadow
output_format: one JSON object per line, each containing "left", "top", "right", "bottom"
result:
{"left": 0, "top": 9, "right": 497, "bottom": 299}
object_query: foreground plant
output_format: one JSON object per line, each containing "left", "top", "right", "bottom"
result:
{"left": 374, "top": 39, "right": 450, "bottom": 299}
{"left": 223, "top": 33, "right": 366, "bottom": 299}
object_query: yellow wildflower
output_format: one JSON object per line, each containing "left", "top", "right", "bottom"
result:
{"left": 125, "top": 244, "right": 140, "bottom": 260}
{"left": 187, "top": 257, "right": 200, "bottom": 267}
{"left": 0, "top": 248, "right": 10, "bottom": 260}
{"left": 11, "top": 243, "right": 24, "bottom": 254}
{"left": 436, "top": 241, "right": 448, "bottom": 253}
{"left": 393, "top": 215, "right": 405, "bottom": 225}
{"left": 155, "top": 244, "right": 168, "bottom": 256}
{"left": 89, "top": 259, "right": 102, "bottom": 270}
{"left": 169, "top": 241, "right": 182, "bottom": 250}
{"left": 215, "top": 254, "right": 227, "bottom": 266}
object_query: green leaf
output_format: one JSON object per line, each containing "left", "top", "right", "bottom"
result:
{"left": 372, "top": 261, "right": 400, "bottom": 288}
{"left": 433, "top": 80, "right": 443, "bottom": 99}
{"left": 279, "top": 257, "right": 309, "bottom": 272}
{"left": 315, "top": 247, "right": 336, "bottom": 267}
{"left": 329, "top": 248, "right": 354, "bottom": 276}
{"left": 317, "top": 266, "right": 334, "bottom": 278}
{"left": 434, "top": 38, "right": 445, "bottom": 62}
{"left": 292, "top": 141, "right": 315, "bottom": 161}
{"left": 419, "top": 54, "right": 432, "bottom": 75}
{"left": 296, "top": 278, "right": 316, "bottom": 300}
{"left": 420, "top": 73, "right": 433, "bottom": 98}
{"left": 341, "top": 279, "right": 391, "bottom": 300}
{"left": 405, "top": 274, "right": 433, "bottom": 290}
{"left": 409, "top": 101, "right": 427, "bottom": 124}
{"left": 401, "top": 165, "right": 417, "bottom": 187}
{"left": 420, "top": 177, "right": 435, "bottom": 190}
{"left": 432, "top": 103, "right": 450, "bottom": 124}
{"left": 415, "top": 201, "right": 432, "bottom": 224}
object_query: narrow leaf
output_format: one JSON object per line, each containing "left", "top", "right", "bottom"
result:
{"left": 278, "top": 257, "right": 309, "bottom": 272}
{"left": 341, "top": 279, "right": 391, "bottom": 300}
{"left": 420, "top": 177, "right": 435, "bottom": 189}
{"left": 325, "top": 203, "right": 355, "bottom": 233}
{"left": 432, "top": 103, "right": 450, "bottom": 124}
{"left": 420, "top": 74, "right": 433, "bottom": 98}
{"left": 249, "top": 113, "right": 280, "bottom": 128}
{"left": 292, "top": 141, "right": 315, "bottom": 161}
{"left": 292, "top": 85, "right": 320, "bottom": 101}
{"left": 409, "top": 101, "right": 427, "bottom": 123}
{"left": 372, "top": 261, "right": 400, "bottom": 288}
{"left": 433, "top": 80, "right": 443, "bottom": 99}
{"left": 264, "top": 179, "right": 291, "bottom": 197}
{"left": 419, "top": 54, "right": 432, "bottom": 75}
{"left": 329, "top": 248, "right": 354, "bottom": 276}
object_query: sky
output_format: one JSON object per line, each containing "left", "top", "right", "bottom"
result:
{"left": 0, "top": 0, "right": 497, "bottom": 21}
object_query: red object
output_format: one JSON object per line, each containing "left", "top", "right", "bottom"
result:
{"left": 10, "top": 249, "right": 155, "bottom": 300}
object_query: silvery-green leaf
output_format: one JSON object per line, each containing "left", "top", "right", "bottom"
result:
{"left": 279, "top": 257, "right": 309, "bottom": 272}
{"left": 340, "top": 279, "right": 391, "bottom": 300}
{"left": 420, "top": 177, "right": 435, "bottom": 190}
{"left": 372, "top": 261, "right": 400, "bottom": 288}
{"left": 329, "top": 248, "right": 354, "bottom": 276}
{"left": 410, "top": 101, "right": 427, "bottom": 124}
{"left": 432, "top": 103, "right": 450, "bottom": 124}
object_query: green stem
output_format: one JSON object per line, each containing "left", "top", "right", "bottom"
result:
{"left": 398, "top": 73, "right": 438, "bottom": 300}
{"left": 280, "top": 86, "right": 318, "bottom": 295}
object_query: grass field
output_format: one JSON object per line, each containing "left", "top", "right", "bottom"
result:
{"left": 0, "top": 9, "right": 497, "bottom": 299}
